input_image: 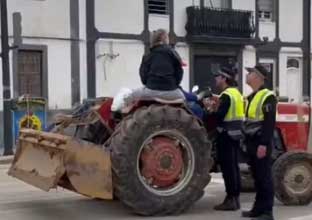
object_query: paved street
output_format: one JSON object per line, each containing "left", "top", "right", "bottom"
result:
{"left": 0, "top": 164, "right": 311, "bottom": 220}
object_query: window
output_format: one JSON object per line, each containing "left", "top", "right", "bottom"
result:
{"left": 287, "top": 58, "right": 300, "bottom": 69}
{"left": 17, "top": 50, "right": 43, "bottom": 97}
{"left": 148, "top": 0, "right": 169, "bottom": 15}
{"left": 258, "top": 0, "right": 274, "bottom": 21}
{"left": 259, "top": 11, "right": 273, "bottom": 20}
{"left": 286, "top": 58, "right": 302, "bottom": 102}
{"left": 259, "top": 62, "right": 274, "bottom": 90}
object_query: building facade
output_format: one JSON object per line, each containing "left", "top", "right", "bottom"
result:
{"left": 0, "top": 0, "right": 310, "bottom": 147}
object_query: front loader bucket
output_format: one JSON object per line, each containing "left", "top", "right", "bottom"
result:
{"left": 8, "top": 129, "right": 113, "bottom": 200}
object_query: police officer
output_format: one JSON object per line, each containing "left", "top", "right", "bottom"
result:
{"left": 210, "top": 66, "right": 244, "bottom": 211}
{"left": 243, "top": 65, "right": 276, "bottom": 220}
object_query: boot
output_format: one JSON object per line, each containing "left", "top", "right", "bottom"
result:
{"left": 214, "top": 196, "right": 240, "bottom": 211}
{"left": 242, "top": 209, "right": 262, "bottom": 218}
{"left": 252, "top": 213, "right": 274, "bottom": 220}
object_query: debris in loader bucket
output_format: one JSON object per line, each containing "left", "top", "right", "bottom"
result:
{"left": 8, "top": 129, "right": 113, "bottom": 200}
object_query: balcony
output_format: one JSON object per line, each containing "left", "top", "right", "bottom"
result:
{"left": 185, "top": 6, "right": 255, "bottom": 43}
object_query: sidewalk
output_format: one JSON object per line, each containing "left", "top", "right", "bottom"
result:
{"left": 0, "top": 148, "right": 13, "bottom": 165}
{"left": 0, "top": 155, "right": 13, "bottom": 165}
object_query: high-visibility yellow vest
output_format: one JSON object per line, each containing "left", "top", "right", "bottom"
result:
{"left": 219, "top": 87, "right": 245, "bottom": 140}
{"left": 247, "top": 88, "right": 275, "bottom": 121}
{"left": 244, "top": 88, "right": 275, "bottom": 135}
{"left": 221, "top": 87, "right": 245, "bottom": 122}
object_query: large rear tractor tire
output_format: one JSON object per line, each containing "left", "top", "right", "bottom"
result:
{"left": 110, "top": 105, "right": 213, "bottom": 216}
{"left": 273, "top": 152, "right": 312, "bottom": 205}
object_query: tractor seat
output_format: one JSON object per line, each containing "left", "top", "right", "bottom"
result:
{"left": 153, "top": 98, "right": 185, "bottom": 104}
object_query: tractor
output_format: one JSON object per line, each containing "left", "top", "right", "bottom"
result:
{"left": 7, "top": 88, "right": 312, "bottom": 216}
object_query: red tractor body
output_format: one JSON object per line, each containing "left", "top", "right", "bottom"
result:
{"left": 276, "top": 103, "right": 310, "bottom": 152}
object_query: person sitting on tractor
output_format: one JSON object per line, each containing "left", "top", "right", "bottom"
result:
{"left": 111, "top": 29, "right": 186, "bottom": 112}
{"left": 133, "top": 29, "right": 185, "bottom": 101}
{"left": 112, "top": 28, "right": 205, "bottom": 119}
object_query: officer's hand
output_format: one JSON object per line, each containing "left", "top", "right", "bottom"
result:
{"left": 257, "top": 145, "right": 267, "bottom": 159}
{"left": 203, "top": 98, "right": 217, "bottom": 112}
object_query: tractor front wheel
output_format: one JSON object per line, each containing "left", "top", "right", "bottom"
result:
{"left": 273, "top": 152, "right": 312, "bottom": 205}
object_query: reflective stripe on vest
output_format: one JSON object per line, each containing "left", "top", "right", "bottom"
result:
{"left": 244, "top": 88, "right": 275, "bottom": 136}
{"left": 219, "top": 87, "right": 245, "bottom": 140}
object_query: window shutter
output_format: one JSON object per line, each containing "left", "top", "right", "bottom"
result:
{"left": 148, "top": 0, "right": 169, "bottom": 15}
{"left": 18, "top": 50, "right": 43, "bottom": 97}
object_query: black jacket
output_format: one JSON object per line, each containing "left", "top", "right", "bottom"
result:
{"left": 212, "top": 92, "right": 231, "bottom": 126}
{"left": 139, "top": 45, "right": 183, "bottom": 91}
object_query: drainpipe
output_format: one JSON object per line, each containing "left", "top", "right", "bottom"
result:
{"left": 0, "top": 0, "right": 13, "bottom": 155}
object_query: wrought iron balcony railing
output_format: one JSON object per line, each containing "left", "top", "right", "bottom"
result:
{"left": 185, "top": 6, "right": 255, "bottom": 39}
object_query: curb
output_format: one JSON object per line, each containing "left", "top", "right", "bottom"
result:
{"left": 0, "top": 155, "right": 13, "bottom": 165}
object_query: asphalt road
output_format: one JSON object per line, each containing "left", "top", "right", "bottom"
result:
{"left": 0, "top": 164, "right": 311, "bottom": 220}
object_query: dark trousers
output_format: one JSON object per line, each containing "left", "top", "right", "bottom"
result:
{"left": 217, "top": 132, "right": 241, "bottom": 197}
{"left": 246, "top": 138, "right": 274, "bottom": 214}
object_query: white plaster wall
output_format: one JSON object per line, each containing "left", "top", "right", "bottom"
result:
{"left": 232, "top": 0, "right": 255, "bottom": 11}
{"left": 94, "top": 0, "right": 144, "bottom": 34}
{"left": 278, "top": 52, "right": 289, "bottom": 98}
{"left": 259, "top": 22, "right": 276, "bottom": 41}
{"left": 174, "top": 0, "right": 195, "bottom": 36}
{"left": 79, "top": 0, "right": 86, "bottom": 40}
{"left": 149, "top": 15, "right": 170, "bottom": 32}
{"left": 175, "top": 43, "right": 190, "bottom": 91}
{"left": 79, "top": 41, "right": 87, "bottom": 103}
{"left": 204, "top": 0, "right": 222, "bottom": 8}
{"left": 6, "top": 0, "right": 70, "bottom": 38}
{"left": 190, "top": 0, "right": 201, "bottom": 6}
{"left": 279, "top": 47, "right": 302, "bottom": 97}
{"left": 46, "top": 40, "right": 72, "bottom": 109}
{"left": 95, "top": 40, "right": 145, "bottom": 97}
{"left": 280, "top": 0, "right": 303, "bottom": 42}
{"left": 242, "top": 46, "right": 256, "bottom": 96}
